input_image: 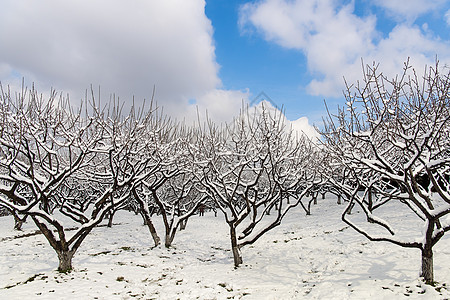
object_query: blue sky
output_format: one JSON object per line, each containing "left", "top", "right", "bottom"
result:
{"left": 1, "top": 0, "right": 450, "bottom": 130}
{"left": 206, "top": 0, "right": 450, "bottom": 122}
{"left": 206, "top": 0, "right": 317, "bottom": 117}
{"left": 206, "top": 0, "right": 314, "bottom": 120}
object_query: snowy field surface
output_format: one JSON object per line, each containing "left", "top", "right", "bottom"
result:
{"left": 1, "top": 198, "right": 449, "bottom": 299}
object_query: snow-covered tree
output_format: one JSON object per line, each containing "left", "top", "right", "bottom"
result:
{"left": 194, "top": 105, "right": 321, "bottom": 267}
{"left": 322, "top": 59, "right": 450, "bottom": 284}
{"left": 0, "top": 85, "right": 154, "bottom": 272}
{"left": 131, "top": 123, "right": 208, "bottom": 248}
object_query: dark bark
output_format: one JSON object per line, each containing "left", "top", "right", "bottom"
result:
{"left": 133, "top": 189, "right": 161, "bottom": 247}
{"left": 165, "top": 232, "right": 176, "bottom": 248}
{"left": 306, "top": 198, "right": 313, "bottom": 215}
{"left": 346, "top": 202, "right": 355, "bottom": 214}
{"left": 229, "top": 224, "right": 243, "bottom": 267}
{"left": 30, "top": 215, "right": 98, "bottom": 273}
{"left": 31, "top": 216, "right": 75, "bottom": 272}
{"left": 13, "top": 212, "right": 26, "bottom": 231}
{"left": 14, "top": 218, "right": 25, "bottom": 231}
{"left": 57, "top": 250, "right": 75, "bottom": 273}
{"left": 421, "top": 248, "right": 434, "bottom": 284}
{"left": 141, "top": 210, "right": 161, "bottom": 247}
{"left": 107, "top": 209, "right": 117, "bottom": 228}
{"left": 179, "top": 218, "right": 188, "bottom": 230}
{"left": 6, "top": 208, "right": 27, "bottom": 231}
{"left": 367, "top": 189, "right": 374, "bottom": 223}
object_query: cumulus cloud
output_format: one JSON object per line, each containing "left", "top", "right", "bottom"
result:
{"left": 251, "top": 100, "right": 318, "bottom": 139}
{"left": 174, "top": 88, "right": 250, "bottom": 125}
{"left": 290, "top": 116, "right": 319, "bottom": 139}
{"left": 239, "top": 0, "right": 450, "bottom": 98}
{"left": 0, "top": 0, "right": 244, "bottom": 122}
{"left": 372, "top": 0, "right": 448, "bottom": 22}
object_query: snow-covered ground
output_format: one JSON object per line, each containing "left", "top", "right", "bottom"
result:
{"left": 1, "top": 197, "right": 449, "bottom": 299}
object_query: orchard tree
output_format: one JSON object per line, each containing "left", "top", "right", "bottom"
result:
{"left": 136, "top": 171, "right": 208, "bottom": 248}
{"left": 195, "top": 105, "right": 321, "bottom": 267}
{"left": 322, "top": 59, "right": 450, "bottom": 284}
{"left": 0, "top": 85, "right": 154, "bottom": 272}
{"left": 132, "top": 123, "right": 207, "bottom": 248}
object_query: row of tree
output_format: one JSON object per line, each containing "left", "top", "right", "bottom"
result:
{"left": 1, "top": 59, "right": 449, "bottom": 284}
{"left": 0, "top": 85, "right": 323, "bottom": 272}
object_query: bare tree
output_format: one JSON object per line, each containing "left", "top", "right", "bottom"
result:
{"left": 140, "top": 172, "right": 208, "bottom": 248}
{"left": 194, "top": 105, "right": 320, "bottom": 267}
{"left": 131, "top": 122, "right": 209, "bottom": 248}
{"left": 321, "top": 59, "right": 450, "bottom": 284}
{"left": 0, "top": 84, "right": 153, "bottom": 272}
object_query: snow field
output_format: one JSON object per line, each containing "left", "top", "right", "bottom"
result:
{"left": 1, "top": 197, "right": 449, "bottom": 299}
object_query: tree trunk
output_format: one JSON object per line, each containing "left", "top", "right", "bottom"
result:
{"left": 31, "top": 216, "right": 94, "bottom": 273}
{"left": 180, "top": 218, "right": 188, "bottom": 231}
{"left": 133, "top": 189, "right": 161, "bottom": 247}
{"left": 107, "top": 209, "right": 116, "bottom": 227}
{"left": 347, "top": 202, "right": 354, "bottom": 214}
{"left": 57, "top": 250, "right": 74, "bottom": 273}
{"left": 142, "top": 212, "right": 160, "bottom": 247}
{"left": 140, "top": 211, "right": 148, "bottom": 225}
{"left": 165, "top": 233, "right": 175, "bottom": 248}
{"left": 9, "top": 209, "right": 26, "bottom": 231}
{"left": 229, "top": 225, "right": 243, "bottom": 267}
{"left": 306, "top": 199, "right": 313, "bottom": 215}
{"left": 421, "top": 248, "right": 434, "bottom": 284}
{"left": 14, "top": 219, "right": 24, "bottom": 230}
{"left": 13, "top": 214, "right": 26, "bottom": 231}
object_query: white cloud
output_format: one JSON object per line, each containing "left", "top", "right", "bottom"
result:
{"left": 445, "top": 9, "right": 450, "bottom": 26}
{"left": 372, "top": 0, "right": 448, "bottom": 22}
{"left": 251, "top": 100, "right": 318, "bottom": 139}
{"left": 176, "top": 89, "right": 250, "bottom": 125}
{"left": 239, "top": 0, "right": 450, "bottom": 98}
{"left": 239, "top": 0, "right": 377, "bottom": 96}
{"left": 290, "top": 116, "right": 319, "bottom": 139}
{"left": 0, "top": 0, "right": 244, "bottom": 122}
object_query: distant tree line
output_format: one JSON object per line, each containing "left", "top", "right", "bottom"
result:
{"left": 0, "top": 84, "right": 323, "bottom": 272}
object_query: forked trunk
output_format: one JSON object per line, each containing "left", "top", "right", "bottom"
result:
{"left": 11, "top": 210, "right": 26, "bottom": 231}
{"left": 57, "top": 250, "right": 74, "bottom": 273}
{"left": 165, "top": 233, "right": 174, "bottom": 248}
{"left": 165, "top": 222, "right": 180, "bottom": 248}
{"left": 229, "top": 225, "right": 243, "bottom": 267}
{"left": 421, "top": 248, "right": 434, "bottom": 284}
{"left": 133, "top": 189, "right": 161, "bottom": 247}
{"left": 14, "top": 217, "right": 25, "bottom": 231}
